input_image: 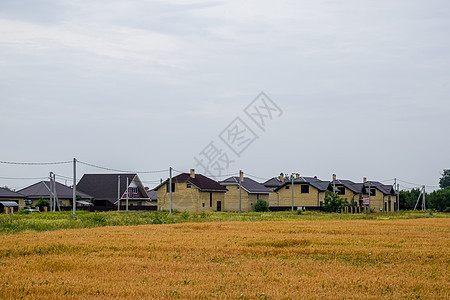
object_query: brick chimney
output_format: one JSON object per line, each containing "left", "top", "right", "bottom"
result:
{"left": 279, "top": 173, "right": 284, "bottom": 182}
{"left": 190, "top": 169, "right": 195, "bottom": 179}
{"left": 363, "top": 177, "right": 367, "bottom": 183}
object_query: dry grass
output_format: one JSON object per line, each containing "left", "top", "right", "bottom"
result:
{"left": 0, "top": 219, "right": 449, "bottom": 299}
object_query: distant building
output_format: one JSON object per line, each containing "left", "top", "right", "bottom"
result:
{"left": 77, "top": 174, "right": 153, "bottom": 210}
{"left": 18, "top": 181, "right": 93, "bottom": 209}
{"left": 0, "top": 187, "right": 24, "bottom": 212}
{"left": 219, "top": 176, "right": 271, "bottom": 212}
{"left": 155, "top": 169, "right": 227, "bottom": 212}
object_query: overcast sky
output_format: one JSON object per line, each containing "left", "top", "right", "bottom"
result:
{"left": 1, "top": 0, "right": 449, "bottom": 191}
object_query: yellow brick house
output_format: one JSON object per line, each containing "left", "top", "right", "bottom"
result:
{"left": 219, "top": 176, "right": 271, "bottom": 212}
{"left": 156, "top": 169, "right": 227, "bottom": 212}
{"left": 263, "top": 173, "right": 289, "bottom": 207}
{"left": 362, "top": 180, "right": 397, "bottom": 212}
{"left": 273, "top": 174, "right": 330, "bottom": 209}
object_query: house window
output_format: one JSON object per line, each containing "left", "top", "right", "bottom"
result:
{"left": 166, "top": 182, "right": 175, "bottom": 193}
{"left": 137, "top": 201, "right": 142, "bottom": 206}
{"left": 202, "top": 203, "right": 205, "bottom": 207}
{"left": 187, "top": 183, "right": 191, "bottom": 188}
{"left": 336, "top": 186, "right": 345, "bottom": 195}
{"left": 301, "top": 185, "right": 309, "bottom": 194}
{"left": 210, "top": 192, "right": 213, "bottom": 207}
{"left": 369, "top": 188, "right": 376, "bottom": 197}
{"left": 237, "top": 186, "right": 240, "bottom": 190}
{"left": 257, "top": 194, "right": 260, "bottom": 200}
{"left": 285, "top": 185, "right": 290, "bottom": 189}
{"left": 129, "top": 187, "right": 138, "bottom": 198}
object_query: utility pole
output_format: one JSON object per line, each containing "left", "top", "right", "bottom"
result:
{"left": 332, "top": 174, "right": 336, "bottom": 194}
{"left": 422, "top": 185, "right": 426, "bottom": 211}
{"left": 53, "top": 173, "right": 60, "bottom": 211}
{"left": 72, "top": 158, "right": 76, "bottom": 215}
{"left": 414, "top": 186, "right": 426, "bottom": 211}
{"left": 49, "top": 172, "right": 54, "bottom": 211}
{"left": 169, "top": 167, "right": 172, "bottom": 214}
{"left": 126, "top": 177, "right": 129, "bottom": 212}
{"left": 291, "top": 173, "right": 294, "bottom": 212}
{"left": 238, "top": 170, "right": 242, "bottom": 214}
{"left": 117, "top": 175, "right": 121, "bottom": 211}
{"left": 394, "top": 178, "right": 399, "bottom": 211}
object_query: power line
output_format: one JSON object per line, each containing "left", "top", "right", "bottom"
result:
{"left": 397, "top": 179, "right": 423, "bottom": 186}
{"left": 77, "top": 160, "right": 167, "bottom": 174}
{"left": 0, "top": 160, "right": 72, "bottom": 165}
{"left": 0, "top": 176, "right": 48, "bottom": 180}
{"left": 244, "top": 172, "right": 271, "bottom": 181}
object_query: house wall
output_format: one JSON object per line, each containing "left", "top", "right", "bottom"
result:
{"left": 362, "top": 189, "right": 396, "bottom": 212}
{"left": 157, "top": 182, "right": 225, "bottom": 213}
{"left": 248, "top": 193, "right": 269, "bottom": 211}
{"left": 267, "top": 189, "right": 279, "bottom": 206}
{"left": 334, "top": 186, "right": 361, "bottom": 204}
{"left": 277, "top": 184, "right": 322, "bottom": 207}
{"left": 222, "top": 184, "right": 249, "bottom": 212}
{"left": 221, "top": 185, "right": 270, "bottom": 212}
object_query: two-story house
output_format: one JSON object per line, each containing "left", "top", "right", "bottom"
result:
{"left": 156, "top": 169, "right": 227, "bottom": 212}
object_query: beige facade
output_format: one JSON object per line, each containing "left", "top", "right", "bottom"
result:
{"left": 277, "top": 184, "right": 325, "bottom": 207}
{"left": 221, "top": 184, "right": 269, "bottom": 212}
{"left": 362, "top": 188, "right": 396, "bottom": 212}
{"left": 157, "top": 181, "right": 225, "bottom": 213}
{"left": 334, "top": 185, "right": 361, "bottom": 204}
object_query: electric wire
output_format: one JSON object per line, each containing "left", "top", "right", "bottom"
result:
{"left": 0, "top": 160, "right": 72, "bottom": 165}
{"left": 77, "top": 160, "right": 167, "bottom": 174}
{"left": 0, "top": 176, "right": 48, "bottom": 180}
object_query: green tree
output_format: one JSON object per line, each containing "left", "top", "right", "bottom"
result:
{"left": 254, "top": 199, "right": 269, "bottom": 212}
{"left": 426, "top": 187, "right": 450, "bottom": 211}
{"left": 439, "top": 169, "right": 450, "bottom": 189}
{"left": 36, "top": 196, "right": 49, "bottom": 210}
{"left": 322, "top": 191, "right": 348, "bottom": 213}
{"left": 399, "top": 189, "right": 421, "bottom": 210}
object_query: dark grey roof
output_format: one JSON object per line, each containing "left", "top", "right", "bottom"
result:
{"left": 263, "top": 177, "right": 288, "bottom": 188}
{"left": 147, "top": 190, "right": 157, "bottom": 201}
{"left": 220, "top": 177, "right": 271, "bottom": 194}
{"left": 274, "top": 176, "right": 330, "bottom": 192}
{"left": 18, "top": 181, "right": 93, "bottom": 199}
{"left": 155, "top": 173, "right": 227, "bottom": 192}
{"left": 334, "top": 179, "right": 364, "bottom": 194}
{"left": 77, "top": 174, "right": 149, "bottom": 204}
{"left": 0, "top": 187, "right": 24, "bottom": 198}
{"left": 364, "top": 181, "right": 395, "bottom": 195}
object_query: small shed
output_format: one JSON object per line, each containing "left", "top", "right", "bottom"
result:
{"left": 0, "top": 201, "right": 19, "bottom": 213}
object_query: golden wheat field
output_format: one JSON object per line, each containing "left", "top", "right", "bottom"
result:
{"left": 0, "top": 218, "right": 449, "bottom": 299}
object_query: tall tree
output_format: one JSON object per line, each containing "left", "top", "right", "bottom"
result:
{"left": 439, "top": 169, "right": 450, "bottom": 189}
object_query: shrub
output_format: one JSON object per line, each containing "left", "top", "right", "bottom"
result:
{"left": 254, "top": 200, "right": 269, "bottom": 212}
{"left": 322, "top": 191, "right": 348, "bottom": 213}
